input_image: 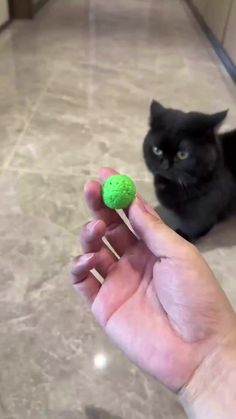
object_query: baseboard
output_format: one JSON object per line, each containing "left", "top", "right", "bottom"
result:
{"left": 185, "top": 0, "right": 236, "bottom": 83}
{"left": 34, "top": 0, "right": 50, "bottom": 15}
{"left": 0, "top": 19, "right": 11, "bottom": 33}
{"left": 9, "top": 0, "right": 50, "bottom": 19}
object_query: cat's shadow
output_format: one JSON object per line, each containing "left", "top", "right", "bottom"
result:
{"left": 197, "top": 215, "right": 236, "bottom": 252}
{"left": 155, "top": 205, "right": 236, "bottom": 252}
{"left": 85, "top": 406, "right": 122, "bottom": 419}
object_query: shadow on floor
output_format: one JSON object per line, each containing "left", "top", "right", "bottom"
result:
{"left": 197, "top": 215, "right": 236, "bottom": 252}
{"left": 85, "top": 406, "right": 122, "bottom": 419}
{"left": 155, "top": 205, "right": 236, "bottom": 252}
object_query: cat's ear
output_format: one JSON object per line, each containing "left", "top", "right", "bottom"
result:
{"left": 209, "top": 110, "right": 228, "bottom": 130}
{"left": 149, "top": 100, "right": 165, "bottom": 129}
{"left": 187, "top": 110, "right": 229, "bottom": 134}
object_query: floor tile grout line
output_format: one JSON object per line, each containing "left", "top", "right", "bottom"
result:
{"left": 2, "top": 69, "right": 56, "bottom": 171}
{"left": 5, "top": 167, "right": 87, "bottom": 177}
{"left": 4, "top": 166, "right": 151, "bottom": 181}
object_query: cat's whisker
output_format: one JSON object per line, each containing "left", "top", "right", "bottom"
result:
{"left": 178, "top": 178, "right": 189, "bottom": 197}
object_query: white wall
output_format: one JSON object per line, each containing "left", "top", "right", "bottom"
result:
{"left": 0, "top": 0, "right": 9, "bottom": 27}
{"left": 224, "top": 0, "right": 236, "bottom": 65}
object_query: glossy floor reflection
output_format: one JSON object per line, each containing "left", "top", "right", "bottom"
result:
{"left": 0, "top": 0, "right": 236, "bottom": 418}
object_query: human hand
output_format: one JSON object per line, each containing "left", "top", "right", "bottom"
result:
{"left": 70, "top": 168, "right": 236, "bottom": 410}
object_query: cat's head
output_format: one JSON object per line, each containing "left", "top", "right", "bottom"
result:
{"left": 143, "top": 100, "right": 228, "bottom": 185}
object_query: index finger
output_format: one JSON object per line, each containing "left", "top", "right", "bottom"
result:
{"left": 99, "top": 167, "right": 118, "bottom": 182}
{"left": 85, "top": 167, "right": 130, "bottom": 223}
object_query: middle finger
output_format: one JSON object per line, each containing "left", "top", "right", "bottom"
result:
{"left": 81, "top": 220, "right": 118, "bottom": 278}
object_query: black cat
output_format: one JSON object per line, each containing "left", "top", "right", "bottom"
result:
{"left": 143, "top": 100, "right": 236, "bottom": 242}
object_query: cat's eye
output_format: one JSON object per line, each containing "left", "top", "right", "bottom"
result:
{"left": 176, "top": 150, "right": 189, "bottom": 160}
{"left": 152, "top": 146, "right": 163, "bottom": 157}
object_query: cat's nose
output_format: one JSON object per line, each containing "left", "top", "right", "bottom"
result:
{"left": 161, "top": 160, "right": 170, "bottom": 170}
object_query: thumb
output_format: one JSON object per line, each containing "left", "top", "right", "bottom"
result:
{"left": 128, "top": 197, "right": 189, "bottom": 258}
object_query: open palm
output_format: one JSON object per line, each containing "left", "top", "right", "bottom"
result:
{"left": 71, "top": 168, "right": 236, "bottom": 392}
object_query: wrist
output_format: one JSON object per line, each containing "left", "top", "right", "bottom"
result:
{"left": 179, "top": 331, "right": 236, "bottom": 419}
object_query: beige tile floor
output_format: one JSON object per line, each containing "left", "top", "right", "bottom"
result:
{"left": 0, "top": 0, "right": 236, "bottom": 418}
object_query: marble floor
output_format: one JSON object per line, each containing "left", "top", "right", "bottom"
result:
{"left": 0, "top": 0, "right": 236, "bottom": 418}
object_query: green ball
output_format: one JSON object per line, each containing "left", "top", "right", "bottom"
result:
{"left": 102, "top": 174, "right": 136, "bottom": 209}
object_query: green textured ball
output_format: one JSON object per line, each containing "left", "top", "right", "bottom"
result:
{"left": 102, "top": 174, "right": 136, "bottom": 209}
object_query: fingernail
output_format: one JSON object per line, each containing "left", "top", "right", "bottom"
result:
{"left": 144, "top": 203, "right": 158, "bottom": 217}
{"left": 135, "top": 196, "right": 158, "bottom": 217}
{"left": 135, "top": 196, "right": 150, "bottom": 212}
{"left": 135, "top": 196, "right": 146, "bottom": 209}
{"left": 88, "top": 220, "right": 100, "bottom": 233}
{"left": 71, "top": 253, "right": 94, "bottom": 273}
{"left": 80, "top": 253, "right": 94, "bottom": 263}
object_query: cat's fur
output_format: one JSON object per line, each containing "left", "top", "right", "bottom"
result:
{"left": 143, "top": 100, "right": 236, "bottom": 241}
